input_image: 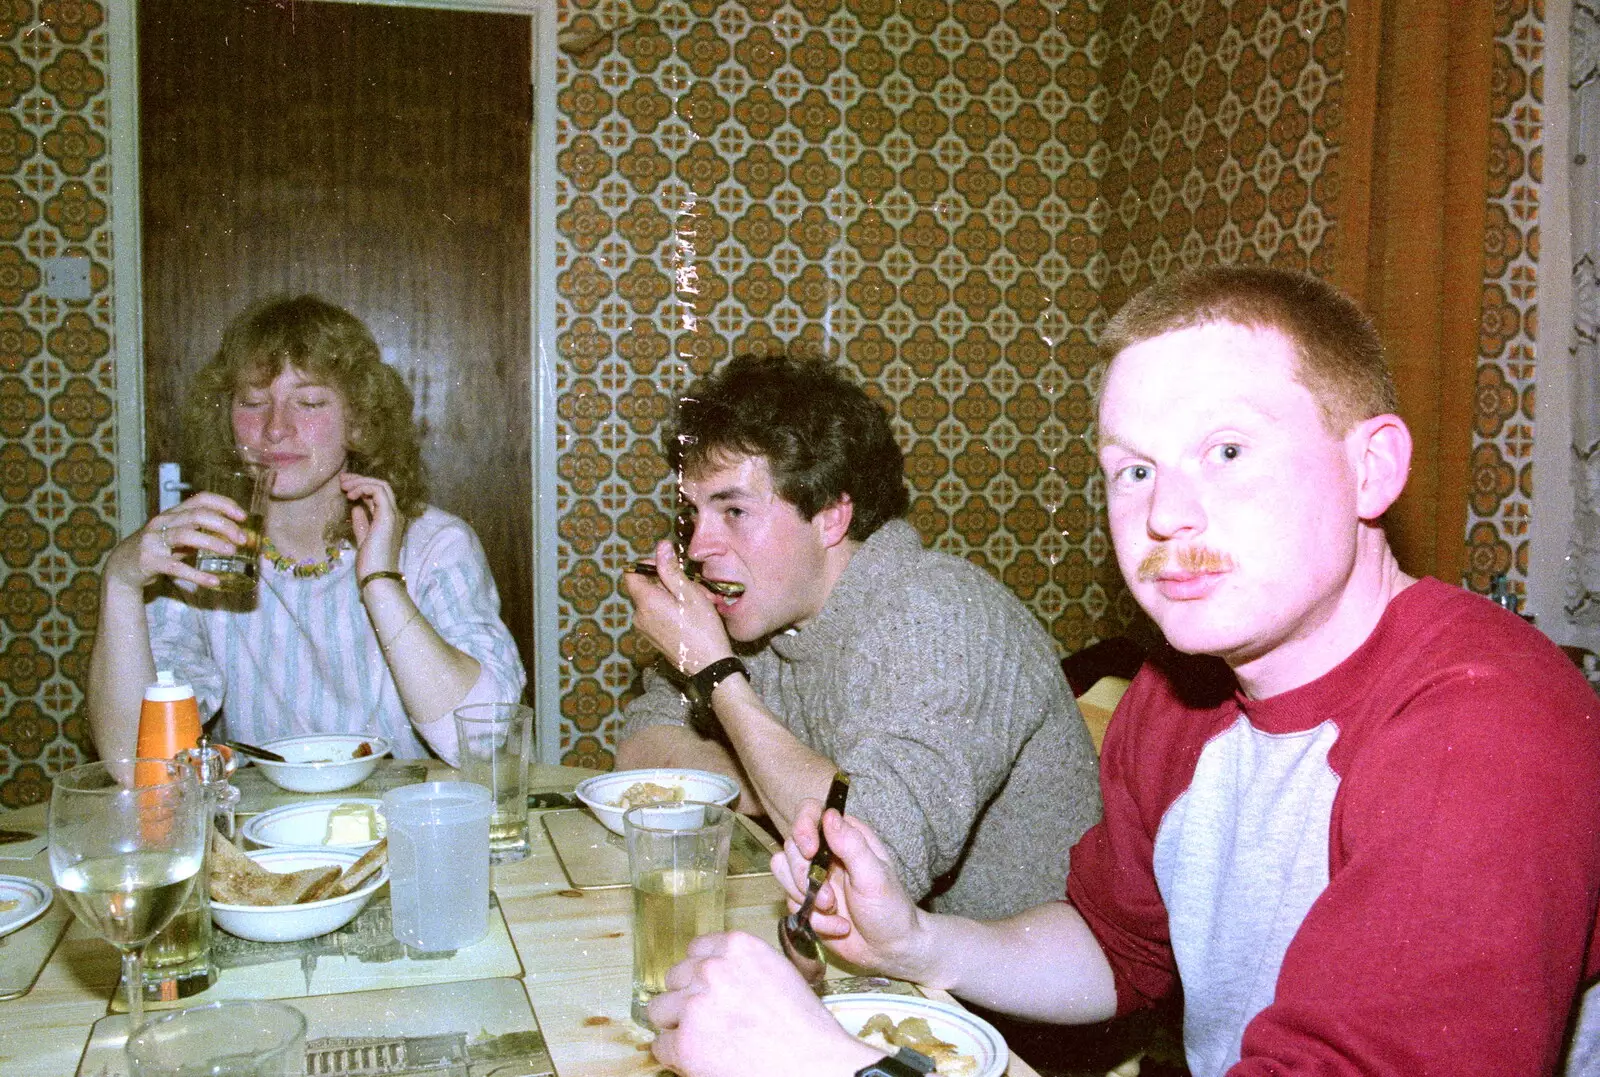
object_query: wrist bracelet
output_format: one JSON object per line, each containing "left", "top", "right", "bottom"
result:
{"left": 378, "top": 607, "right": 425, "bottom": 651}
{"left": 359, "top": 570, "right": 406, "bottom": 592}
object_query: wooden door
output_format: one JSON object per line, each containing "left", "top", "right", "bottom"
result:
{"left": 138, "top": 0, "right": 535, "bottom": 682}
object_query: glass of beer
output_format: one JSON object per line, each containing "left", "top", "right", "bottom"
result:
{"left": 193, "top": 461, "right": 273, "bottom": 592}
{"left": 453, "top": 702, "right": 533, "bottom": 864}
{"left": 141, "top": 746, "right": 238, "bottom": 1003}
{"left": 624, "top": 801, "right": 734, "bottom": 1029}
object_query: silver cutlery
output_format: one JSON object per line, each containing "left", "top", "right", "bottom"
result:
{"left": 777, "top": 771, "right": 851, "bottom": 988}
{"left": 626, "top": 560, "right": 746, "bottom": 599}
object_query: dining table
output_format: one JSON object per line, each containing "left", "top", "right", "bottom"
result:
{"left": 0, "top": 759, "right": 1044, "bottom": 1077}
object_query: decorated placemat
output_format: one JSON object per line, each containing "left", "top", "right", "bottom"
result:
{"left": 111, "top": 892, "right": 521, "bottom": 1012}
{"left": 232, "top": 758, "right": 429, "bottom": 817}
{"left": 542, "top": 808, "right": 777, "bottom": 890}
{"left": 82, "top": 975, "right": 558, "bottom": 1077}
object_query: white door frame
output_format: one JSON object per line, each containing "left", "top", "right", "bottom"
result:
{"left": 103, "top": 0, "right": 564, "bottom": 761}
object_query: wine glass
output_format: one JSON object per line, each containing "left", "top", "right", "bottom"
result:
{"left": 48, "top": 758, "right": 207, "bottom": 1031}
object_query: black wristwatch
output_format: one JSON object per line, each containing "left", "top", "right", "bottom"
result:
{"left": 685, "top": 656, "right": 747, "bottom": 709}
{"left": 855, "top": 1047, "right": 934, "bottom": 1077}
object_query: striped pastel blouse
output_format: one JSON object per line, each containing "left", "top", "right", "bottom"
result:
{"left": 146, "top": 506, "right": 525, "bottom": 763}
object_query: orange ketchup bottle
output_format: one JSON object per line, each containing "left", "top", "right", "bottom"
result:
{"left": 135, "top": 671, "right": 201, "bottom": 785}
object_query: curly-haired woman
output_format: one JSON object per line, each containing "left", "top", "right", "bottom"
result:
{"left": 88, "top": 295, "right": 525, "bottom": 763}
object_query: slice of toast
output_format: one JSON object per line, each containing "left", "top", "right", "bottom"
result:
{"left": 208, "top": 830, "right": 343, "bottom": 906}
{"left": 331, "top": 837, "right": 388, "bottom": 897}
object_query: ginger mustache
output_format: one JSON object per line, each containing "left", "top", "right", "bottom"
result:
{"left": 1136, "top": 546, "right": 1236, "bottom": 582}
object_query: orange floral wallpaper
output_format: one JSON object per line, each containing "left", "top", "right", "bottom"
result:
{"left": 0, "top": 0, "right": 109, "bottom": 806}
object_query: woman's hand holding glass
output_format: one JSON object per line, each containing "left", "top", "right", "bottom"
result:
{"left": 104, "top": 491, "right": 253, "bottom": 593}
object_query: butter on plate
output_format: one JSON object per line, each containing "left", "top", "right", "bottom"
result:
{"left": 324, "top": 802, "right": 384, "bottom": 846}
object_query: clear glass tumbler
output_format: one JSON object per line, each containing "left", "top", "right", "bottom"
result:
{"left": 453, "top": 702, "right": 533, "bottom": 864}
{"left": 624, "top": 801, "right": 734, "bottom": 1028}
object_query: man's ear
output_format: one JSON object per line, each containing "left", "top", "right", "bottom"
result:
{"left": 815, "top": 494, "right": 854, "bottom": 548}
{"left": 1348, "top": 413, "right": 1412, "bottom": 521}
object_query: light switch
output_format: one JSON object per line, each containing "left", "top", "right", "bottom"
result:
{"left": 41, "top": 255, "right": 92, "bottom": 300}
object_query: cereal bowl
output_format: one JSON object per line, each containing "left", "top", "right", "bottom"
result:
{"left": 241, "top": 798, "right": 385, "bottom": 852}
{"left": 251, "top": 734, "right": 391, "bottom": 793}
{"left": 574, "top": 768, "right": 739, "bottom": 835}
{"left": 210, "top": 847, "right": 387, "bottom": 943}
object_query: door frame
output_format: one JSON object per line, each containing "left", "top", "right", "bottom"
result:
{"left": 103, "top": 0, "right": 564, "bottom": 762}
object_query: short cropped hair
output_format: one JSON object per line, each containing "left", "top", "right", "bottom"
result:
{"left": 1099, "top": 265, "right": 1398, "bottom": 434}
{"left": 668, "top": 353, "right": 909, "bottom": 542}
{"left": 186, "top": 294, "right": 428, "bottom": 520}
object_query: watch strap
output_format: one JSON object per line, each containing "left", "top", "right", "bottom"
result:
{"left": 688, "top": 656, "right": 747, "bottom": 704}
{"left": 854, "top": 1047, "right": 935, "bottom": 1077}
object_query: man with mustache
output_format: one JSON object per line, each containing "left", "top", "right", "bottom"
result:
{"left": 645, "top": 266, "right": 1600, "bottom": 1077}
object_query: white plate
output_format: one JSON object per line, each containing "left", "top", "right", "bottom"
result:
{"left": 0, "top": 875, "right": 52, "bottom": 939}
{"left": 822, "top": 992, "right": 1006, "bottom": 1077}
{"left": 242, "top": 797, "right": 385, "bottom": 851}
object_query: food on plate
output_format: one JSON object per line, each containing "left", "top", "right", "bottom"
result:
{"left": 858, "top": 1013, "right": 977, "bottom": 1077}
{"left": 611, "top": 781, "right": 685, "bottom": 810}
{"left": 208, "top": 832, "right": 387, "bottom": 906}
{"left": 324, "top": 801, "right": 383, "bottom": 845}
{"left": 330, "top": 839, "right": 388, "bottom": 897}
{"left": 302, "top": 742, "right": 377, "bottom": 764}
{"left": 0, "top": 897, "right": 18, "bottom": 913}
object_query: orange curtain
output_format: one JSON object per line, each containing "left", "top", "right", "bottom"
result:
{"left": 1333, "top": 0, "right": 1495, "bottom": 586}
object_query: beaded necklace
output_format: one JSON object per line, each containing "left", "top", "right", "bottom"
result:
{"left": 259, "top": 535, "right": 347, "bottom": 579}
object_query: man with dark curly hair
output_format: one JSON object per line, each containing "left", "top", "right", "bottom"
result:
{"left": 88, "top": 295, "right": 524, "bottom": 763}
{"left": 618, "top": 351, "right": 1101, "bottom": 921}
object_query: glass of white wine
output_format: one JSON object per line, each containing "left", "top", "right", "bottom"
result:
{"left": 48, "top": 758, "right": 207, "bottom": 1032}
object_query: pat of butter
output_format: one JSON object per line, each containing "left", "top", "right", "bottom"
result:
{"left": 324, "top": 803, "right": 381, "bottom": 845}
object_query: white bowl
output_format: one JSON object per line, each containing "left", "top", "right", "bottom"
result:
{"left": 822, "top": 992, "right": 1007, "bottom": 1077}
{"left": 251, "top": 734, "right": 392, "bottom": 793}
{"left": 210, "top": 847, "right": 387, "bottom": 943}
{"left": 241, "top": 798, "right": 385, "bottom": 851}
{"left": 574, "top": 768, "right": 740, "bottom": 835}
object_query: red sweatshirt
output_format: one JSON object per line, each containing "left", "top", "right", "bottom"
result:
{"left": 1067, "top": 578, "right": 1600, "bottom": 1076}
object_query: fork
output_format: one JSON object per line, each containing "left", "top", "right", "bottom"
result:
{"left": 777, "top": 771, "right": 851, "bottom": 987}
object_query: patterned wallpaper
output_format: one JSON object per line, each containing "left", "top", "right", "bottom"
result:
{"left": 0, "top": 0, "right": 1552, "bottom": 797}
{"left": 1465, "top": 0, "right": 1544, "bottom": 604}
{"left": 551, "top": 0, "right": 1122, "bottom": 766}
{"left": 550, "top": 0, "right": 1352, "bottom": 767}
{"left": 0, "top": 0, "right": 109, "bottom": 807}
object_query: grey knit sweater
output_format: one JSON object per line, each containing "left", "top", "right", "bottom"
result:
{"left": 621, "top": 520, "right": 1103, "bottom": 920}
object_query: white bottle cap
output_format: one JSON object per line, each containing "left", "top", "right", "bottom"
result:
{"left": 143, "top": 669, "right": 195, "bottom": 702}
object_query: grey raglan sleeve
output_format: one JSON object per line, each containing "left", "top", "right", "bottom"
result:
{"left": 619, "top": 665, "right": 694, "bottom": 740}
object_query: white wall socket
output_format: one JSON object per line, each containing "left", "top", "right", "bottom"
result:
{"left": 41, "top": 255, "right": 92, "bottom": 301}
